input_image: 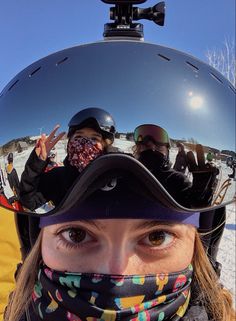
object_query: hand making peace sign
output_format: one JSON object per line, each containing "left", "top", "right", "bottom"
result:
{"left": 35, "top": 125, "right": 65, "bottom": 161}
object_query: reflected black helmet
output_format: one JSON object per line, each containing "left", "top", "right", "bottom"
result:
{"left": 68, "top": 107, "right": 116, "bottom": 141}
{"left": 7, "top": 152, "right": 13, "bottom": 163}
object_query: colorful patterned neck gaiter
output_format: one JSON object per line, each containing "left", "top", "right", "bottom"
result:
{"left": 32, "top": 264, "right": 193, "bottom": 321}
{"left": 67, "top": 137, "right": 103, "bottom": 172}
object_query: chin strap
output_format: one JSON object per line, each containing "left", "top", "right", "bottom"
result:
{"left": 199, "top": 206, "right": 226, "bottom": 278}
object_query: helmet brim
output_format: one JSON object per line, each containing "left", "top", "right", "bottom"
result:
{"left": 22, "top": 153, "right": 226, "bottom": 219}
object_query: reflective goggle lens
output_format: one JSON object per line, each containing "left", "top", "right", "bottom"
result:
{"left": 134, "top": 124, "right": 170, "bottom": 146}
{"left": 68, "top": 108, "right": 115, "bottom": 134}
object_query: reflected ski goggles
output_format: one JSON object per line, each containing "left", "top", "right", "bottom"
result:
{"left": 134, "top": 124, "right": 170, "bottom": 147}
{"left": 68, "top": 107, "right": 116, "bottom": 141}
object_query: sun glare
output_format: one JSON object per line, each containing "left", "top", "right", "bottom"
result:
{"left": 190, "top": 96, "right": 203, "bottom": 109}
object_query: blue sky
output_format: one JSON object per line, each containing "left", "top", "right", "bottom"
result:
{"left": 0, "top": 0, "right": 235, "bottom": 91}
{"left": 0, "top": 1, "right": 235, "bottom": 151}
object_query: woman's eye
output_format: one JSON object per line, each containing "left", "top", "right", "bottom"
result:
{"left": 142, "top": 231, "right": 174, "bottom": 249}
{"left": 91, "top": 136, "right": 102, "bottom": 143}
{"left": 60, "top": 228, "right": 91, "bottom": 245}
{"left": 71, "top": 135, "right": 81, "bottom": 142}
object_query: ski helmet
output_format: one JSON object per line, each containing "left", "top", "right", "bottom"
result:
{"left": 68, "top": 107, "right": 116, "bottom": 141}
{"left": 0, "top": 1, "right": 235, "bottom": 270}
{"left": 134, "top": 124, "right": 170, "bottom": 147}
{"left": 7, "top": 152, "right": 13, "bottom": 163}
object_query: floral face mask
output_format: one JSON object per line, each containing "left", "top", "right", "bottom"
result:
{"left": 67, "top": 137, "right": 103, "bottom": 172}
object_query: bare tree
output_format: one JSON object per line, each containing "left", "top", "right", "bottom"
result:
{"left": 206, "top": 38, "right": 236, "bottom": 87}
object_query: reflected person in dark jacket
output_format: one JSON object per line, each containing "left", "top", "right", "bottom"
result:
{"left": 6, "top": 153, "right": 20, "bottom": 200}
{"left": 0, "top": 164, "right": 5, "bottom": 194}
{"left": 173, "top": 142, "right": 188, "bottom": 174}
{"left": 133, "top": 124, "right": 192, "bottom": 207}
{"left": 19, "top": 108, "right": 116, "bottom": 212}
{"left": 133, "top": 124, "right": 219, "bottom": 208}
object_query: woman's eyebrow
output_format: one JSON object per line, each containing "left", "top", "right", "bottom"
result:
{"left": 58, "top": 220, "right": 176, "bottom": 231}
{"left": 75, "top": 220, "right": 105, "bottom": 230}
{"left": 134, "top": 220, "right": 176, "bottom": 230}
{"left": 75, "top": 131, "right": 102, "bottom": 138}
{"left": 92, "top": 133, "right": 102, "bottom": 138}
{"left": 55, "top": 220, "right": 103, "bottom": 230}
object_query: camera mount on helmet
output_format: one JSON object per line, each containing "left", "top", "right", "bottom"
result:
{"left": 101, "top": 0, "right": 165, "bottom": 39}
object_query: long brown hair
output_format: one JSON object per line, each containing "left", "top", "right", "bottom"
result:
{"left": 5, "top": 230, "right": 236, "bottom": 321}
{"left": 193, "top": 233, "right": 235, "bottom": 321}
{"left": 4, "top": 232, "right": 42, "bottom": 321}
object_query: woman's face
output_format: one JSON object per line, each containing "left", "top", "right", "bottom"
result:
{"left": 70, "top": 127, "right": 104, "bottom": 150}
{"left": 42, "top": 219, "right": 195, "bottom": 274}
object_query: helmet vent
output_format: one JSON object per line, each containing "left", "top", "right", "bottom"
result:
{"left": 210, "top": 72, "right": 223, "bottom": 84}
{"left": 56, "top": 57, "right": 69, "bottom": 66}
{"left": 185, "top": 61, "right": 199, "bottom": 71}
{"left": 8, "top": 80, "right": 19, "bottom": 92}
{"left": 29, "top": 67, "right": 41, "bottom": 78}
{"left": 157, "top": 53, "right": 170, "bottom": 61}
{"left": 229, "top": 85, "right": 236, "bottom": 94}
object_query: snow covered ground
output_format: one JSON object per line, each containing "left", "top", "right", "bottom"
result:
{"left": 0, "top": 138, "right": 235, "bottom": 300}
{"left": 217, "top": 202, "right": 236, "bottom": 299}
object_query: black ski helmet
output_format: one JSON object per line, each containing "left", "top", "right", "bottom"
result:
{"left": 0, "top": 1, "right": 234, "bottom": 275}
{"left": 68, "top": 107, "right": 116, "bottom": 142}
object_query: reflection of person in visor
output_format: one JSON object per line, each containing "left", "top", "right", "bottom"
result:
{"left": 19, "top": 107, "right": 116, "bottom": 211}
{"left": 206, "top": 151, "right": 214, "bottom": 162}
{"left": 228, "top": 157, "right": 236, "bottom": 179}
{"left": 173, "top": 142, "right": 188, "bottom": 174}
{"left": 133, "top": 124, "right": 219, "bottom": 208}
{"left": 6, "top": 153, "right": 20, "bottom": 201}
{"left": 0, "top": 163, "right": 6, "bottom": 190}
{"left": 0, "top": 164, "right": 9, "bottom": 207}
{"left": 0, "top": 167, "right": 4, "bottom": 195}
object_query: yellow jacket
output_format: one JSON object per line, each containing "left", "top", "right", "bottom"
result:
{"left": 0, "top": 207, "right": 21, "bottom": 321}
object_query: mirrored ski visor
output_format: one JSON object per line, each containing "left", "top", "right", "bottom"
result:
{"left": 134, "top": 124, "right": 170, "bottom": 146}
{"left": 0, "top": 40, "right": 235, "bottom": 216}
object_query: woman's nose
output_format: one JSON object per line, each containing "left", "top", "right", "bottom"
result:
{"left": 97, "top": 245, "right": 136, "bottom": 275}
